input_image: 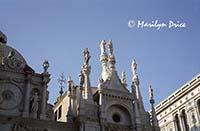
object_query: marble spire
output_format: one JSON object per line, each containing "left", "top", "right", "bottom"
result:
{"left": 131, "top": 59, "right": 145, "bottom": 112}
{"left": 82, "top": 48, "right": 94, "bottom": 104}
{"left": 99, "top": 40, "right": 109, "bottom": 81}
{"left": 149, "top": 85, "right": 160, "bottom": 131}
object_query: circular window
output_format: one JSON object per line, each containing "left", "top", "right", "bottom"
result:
{"left": 112, "top": 114, "right": 120, "bottom": 123}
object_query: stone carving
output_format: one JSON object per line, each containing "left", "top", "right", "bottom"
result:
{"left": 121, "top": 71, "right": 127, "bottom": 87}
{"left": 0, "top": 83, "right": 22, "bottom": 110}
{"left": 79, "top": 70, "right": 85, "bottom": 86}
{"left": 100, "top": 40, "right": 106, "bottom": 55}
{"left": 7, "top": 51, "right": 24, "bottom": 70}
{"left": 30, "top": 92, "right": 39, "bottom": 118}
{"left": 131, "top": 59, "right": 137, "bottom": 75}
{"left": 83, "top": 48, "right": 91, "bottom": 66}
{"left": 107, "top": 40, "right": 113, "bottom": 55}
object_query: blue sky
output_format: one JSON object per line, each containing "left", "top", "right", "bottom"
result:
{"left": 1, "top": 0, "right": 200, "bottom": 110}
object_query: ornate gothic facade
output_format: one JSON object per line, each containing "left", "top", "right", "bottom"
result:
{"left": 53, "top": 40, "right": 159, "bottom": 131}
{"left": 0, "top": 31, "right": 159, "bottom": 131}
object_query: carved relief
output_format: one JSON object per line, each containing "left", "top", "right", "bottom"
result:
{"left": 7, "top": 51, "right": 25, "bottom": 70}
{"left": 0, "top": 82, "right": 23, "bottom": 110}
{"left": 0, "top": 50, "right": 26, "bottom": 71}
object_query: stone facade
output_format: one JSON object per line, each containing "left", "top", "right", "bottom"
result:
{"left": 53, "top": 40, "right": 159, "bottom": 131}
{"left": 0, "top": 31, "right": 75, "bottom": 131}
{"left": 155, "top": 74, "right": 200, "bottom": 131}
{"left": 0, "top": 31, "right": 159, "bottom": 131}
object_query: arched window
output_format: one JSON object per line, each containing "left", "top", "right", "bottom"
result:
{"left": 175, "top": 114, "right": 181, "bottom": 131}
{"left": 182, "top": 110, "right": 189, "bottom": 131}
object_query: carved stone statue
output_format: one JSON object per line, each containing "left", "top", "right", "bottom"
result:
{"left": 79, "top": 70, "right": 85, "bottom": 86}
{"left": 132, "top": 59, "right": 137, "bottom": 75}
{"left": 100, "top": 40, "right": 106, "bottom": 55}
{"left": 107, "top": 40, "right": 113, "bottom": 55}
{"left": 121, "top": 71, "right": 127, "bottom": 87}
{"left": 30, "top": 92, "right": 39, "bottom": 118}
{"left": 83, "top": 48, "right": 91, "bottom": 65}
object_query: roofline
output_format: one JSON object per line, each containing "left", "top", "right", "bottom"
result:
{"left": 155, "top": 73, "right": 200, "bottom": 114}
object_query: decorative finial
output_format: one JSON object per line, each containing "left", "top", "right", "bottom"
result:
{"left": 79, "top": 70, "right": 85, "bottom": 87}
{"left": 131, "top": 59, "right": 137, "bottom": 75}
{"left": 121, "top": 71, "right": 127, "bottom": 87}
{"left": 42, "top": 60, "right": 49, "bottom": 73}
{"left": 149, "top": 85, "right": 154, "bottom": 101}
{"left": 83, "top": 48, "right": 91, "bottom": 66}
{"left": 107, "top": 40, "right": 113, "bottom": 55}
{"left": 67, "top": 76, "right": 73, "bottom": 92}
{"left": 58, "top": 72, "right": 66, "bottom": 96}
{"left": 100, "top": 40, "right": 106, "bottom": 55}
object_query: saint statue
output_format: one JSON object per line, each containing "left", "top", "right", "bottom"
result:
{"left": 131, "top": 59, "right": 137, "bottom": 75}
{"left": 83, "top": 48, "right": 91, "bottom": 65}
{"left": 79, "top": 70, "right": 85, "bottom": 86}
{"left": 100, "top": 40, "right": 106, "bottom": 55}
{"left": 30, "top": 92, "right": 39, "bottom": 116}
{"left": 107, "top": 40, "right": 113, "bottom": 55}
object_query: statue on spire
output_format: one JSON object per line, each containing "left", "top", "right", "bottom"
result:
{"left": 100, "top": 40, "right": 106, "bottom": 55}
{"left": 121, "top": 71, "right": 127, "bottom": 87}
{"left": 83, "top": 48, "right": 91, "bottom": 66}
{"left": 79, "top": 70, "right": 85, "bottom": 87}
{"left": 107, "top": 40, "right": 113, "bottom": 55}
{"left": 107, "top": 40, "right": 116, "bottom": 69}
{"left": 132, "top": 59, "right": 137, "bottom": 75}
